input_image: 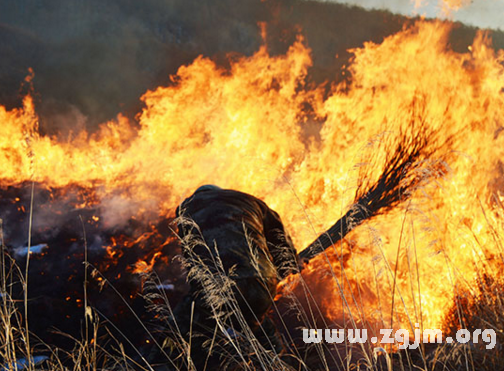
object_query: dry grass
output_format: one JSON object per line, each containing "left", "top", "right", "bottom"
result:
{"left": 2, "top": 200, "right": 502, "bottom": 371}
{"left": 1, "top": 119, "right": 503, "bottom": 370}
{"left": 0, "top": 246, "right": 501, "bottom": 369}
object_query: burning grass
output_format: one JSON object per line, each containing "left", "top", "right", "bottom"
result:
{"left": 1, "top": 18, "right": 504, "bottom": 371}
{"left": 1, "top": 192, "right": 504, "bottom": 370}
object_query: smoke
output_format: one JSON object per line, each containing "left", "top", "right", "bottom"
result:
{"left": 2, "top": 0, "right": 502, "bottom": 135}
{"left": 0, "top": 0, "right": 267, "bottom": 132}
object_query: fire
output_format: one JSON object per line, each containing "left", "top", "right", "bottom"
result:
{"left": 1, "top": 20, "right": 504, "bottom": 331}
{"left": 132, "top": 252, "right": 163, "bottom": 275}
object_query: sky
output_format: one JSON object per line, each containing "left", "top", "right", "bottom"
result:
{"left": 328, "top": 0, "right": 504, "bottom": 30}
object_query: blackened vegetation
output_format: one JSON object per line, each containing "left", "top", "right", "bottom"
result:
{"left": 300, "top": 101, "right": 454, "bottom": 261}
{"left": 0, "top": 183, "right": 185, "bottom": 355}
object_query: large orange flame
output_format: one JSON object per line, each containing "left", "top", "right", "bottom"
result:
{"left": 1, "top": 21, "right": 503, "bottom": 330}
